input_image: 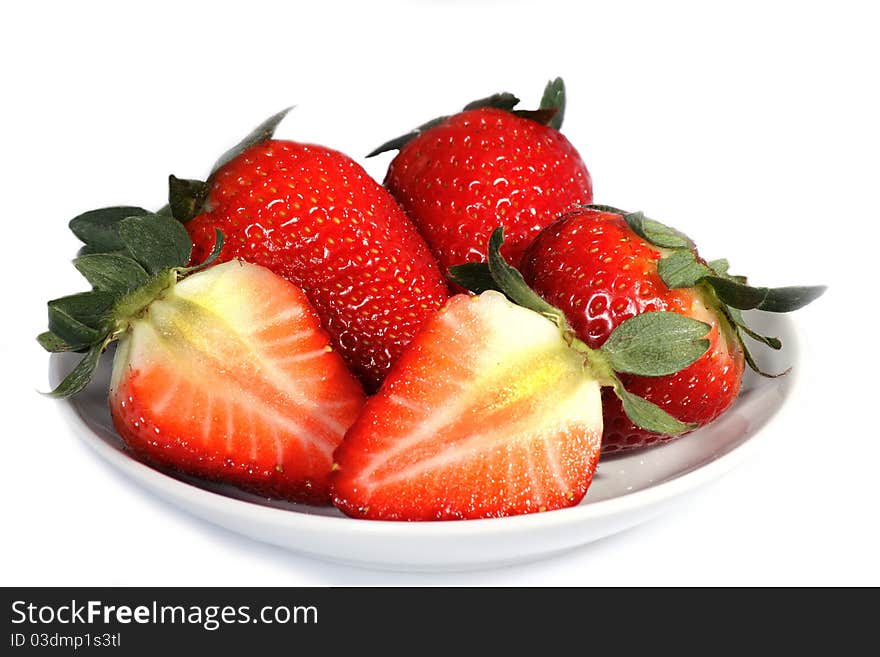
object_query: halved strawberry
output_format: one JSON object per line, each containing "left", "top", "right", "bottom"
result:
{"left": 41, "top": 212, "right": 365, "bottom": 503}
{"left": 110, "top": 260, "right": 365, "bottom": 503}
{"left": 332, "top": 231, "right": 714, "bottom": 520}
{"left": 331, "top": 291, "right": 605, "bottom": 520}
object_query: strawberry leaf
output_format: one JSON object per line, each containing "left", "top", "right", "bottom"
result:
{"left": 37, "top": 331, "right": 80, "bottom": 353}
{"left": 707, "top": 258, "right": 748, "bottom": 284}
{"left": 168, "top": 175, "right": 210, "bottom": 223}
{"left": 716, "top": 305, "right": 788, "bottom": 377}
{"left": 69, "top": 206, "right": 150, "bottom": 252}
{"left": 657, "top": 250, "right": 713, "bottom": 289}
{"left": 623, "top": 211, "right": 694, "bottom": 250}
{"left": 197, "top": 228, "right": 225, "bottom": 268}
{"left": 539, "top": 77, "right": 566, "bottom": 130}
{"left": 740, "top": 340, "right": 790, "bottom": 378}
{"left": 512, "top": 108, "right": 560, "bottom": 126}
{"left": 724, "top": 306, "right": 782, "bottom": 350}
{"left": 486, "top": 228, "right": 567, "bottom": 326}
{"left": 179, "top": 229, "right": 226, "bottom": 274}
{"left": 48, "top": 291, "right": 115, "bottom": 346}
{"left": 581, "top": 204, "right": 629, "bottom": 215}
{"left": 47, "top": 312, "right": 99, "bottom": 347}
{"left": 447, "top": 261, "right": 499, "bottom": 294}
{"left": 708, "top": 258, "right": 730, "bottom": 275}
{"left": 704, "top": 276, "right": 826, "bottom": 312}
{"left": 600, "top": 311, "right": 710, "bottom": 376}
{"left": 614, "top": 386, "right": 696, "bottom": 435}
{"left": 462, "top": 92, "right": 520, "bottom": 112}
{"left": 366, "top": 116, "right": 449, "bottom": 158}
{"left": 211, "top": 106, "right": 292, "bottom": 175}
{"left": 45, "top": 339, "right": 108, "bottom": 399}
{"left": 76, "top": 245, "right": 128, "bottom": 257}
{"left": 73, "top": 253, "right": 150, "bottom": 297}
{"left": 737, "top": 323, "right": 783, "bottom": 350}
{"left": 118, "top": 213, "right": 192, "bottom": 275}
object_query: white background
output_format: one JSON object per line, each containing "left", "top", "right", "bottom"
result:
{"left": 2, "top": 0, "right": 877, "bottom": 585}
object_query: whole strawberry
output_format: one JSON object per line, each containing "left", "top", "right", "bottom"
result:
{"left": 172, "top": 110, "right": 449, "bottom": 391}
{"left": 516, "top": 206, "right": 825, "bottom": 452}
{"left": 370, "top": 79, "right": 593, "bottom": 272}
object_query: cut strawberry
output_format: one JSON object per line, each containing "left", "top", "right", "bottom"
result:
{"left": 41, "top": 211, "right": 365, "bottom": 503}
{"left": 331, "top": 291, "right": 604, "bottom": 520}
{"left": 110, "top": 261, "right": 365, "bottom": 503}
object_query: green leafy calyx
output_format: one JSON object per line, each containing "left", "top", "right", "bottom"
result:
{"left": 584, "top": 204, "right": 826, "bottom": 377}
{"left": 168, "top": 176, "right": 210, "bottom": 223}
{"left": 46, "top": 107, "right": 287, "bottom": 396}
{"left": 41, "top": 209, "right": 219, "bottom": 398}
{"left": 69, "top": 206, "right": 151, "bottom": 253}
{"left": 486, "top": 228, "right": 568, "bottom": 327}
{"left": 598, "top": 312, "right": 711, "bottom": 377}
{"left": 539, "top": 77, "right": 566, "bottom": 130}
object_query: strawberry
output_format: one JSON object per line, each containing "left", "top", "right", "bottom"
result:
{"left": 41, "top": 213, "right": 365, "bottom": 503}
{"left": 517, "top": 206, "right": 826, "bottom": 453}
{"left": 333, "top": 230, "right": 715, "bottom": 520}
{"left": 369, "top": 79, "right": 593, "bottom": 273}
{"left": 331, "top": 291, "right": 604, "bottom": 520}
{"left": 171, "top": 110, "right": 449, "bottom": 391}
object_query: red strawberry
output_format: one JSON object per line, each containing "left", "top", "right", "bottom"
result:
{"left": 331, "top": 291, "right": 604, "bottom": 520}
{"left": 333, "top": 232, "right": 715, "bottom": 520}
{"left": 519, "top": 206, "right": 825, "bottom": 453}
{"left": 110, "top": 260, "right": 365, "bottom": 502}
{"left": 43, "top": 211, "right": 365, "bottom": 503}
{"left": 182, "top": 138, "right": 449, "bottom": 391}
{"left": 370, "top": 79, "right": 593, "bottom": 273}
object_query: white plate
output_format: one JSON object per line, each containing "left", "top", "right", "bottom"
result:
{"left": 51, "top": 312, "right": 797, "bottom": 572}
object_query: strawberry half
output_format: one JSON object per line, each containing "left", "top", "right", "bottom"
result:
{"left": 517, "top": 206, "right": 826, "bottom": 453}
{"left": 41, "top": 213, "right": 365, "bottom": 503}
{"left": 125, "top": 108, "right": 449, "bottom": 393}
{"left": 369, "top": 78, "right": 593, "bottom": 273}
{"left": 333, "top": 230, "right": 714, "bottom": 520}
{"left": 331, "top": 291, "right": 604, "bottom": 520}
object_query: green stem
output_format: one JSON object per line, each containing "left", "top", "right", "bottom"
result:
{"left": 111, "top": 268, "right": 177, "bottom": 333}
